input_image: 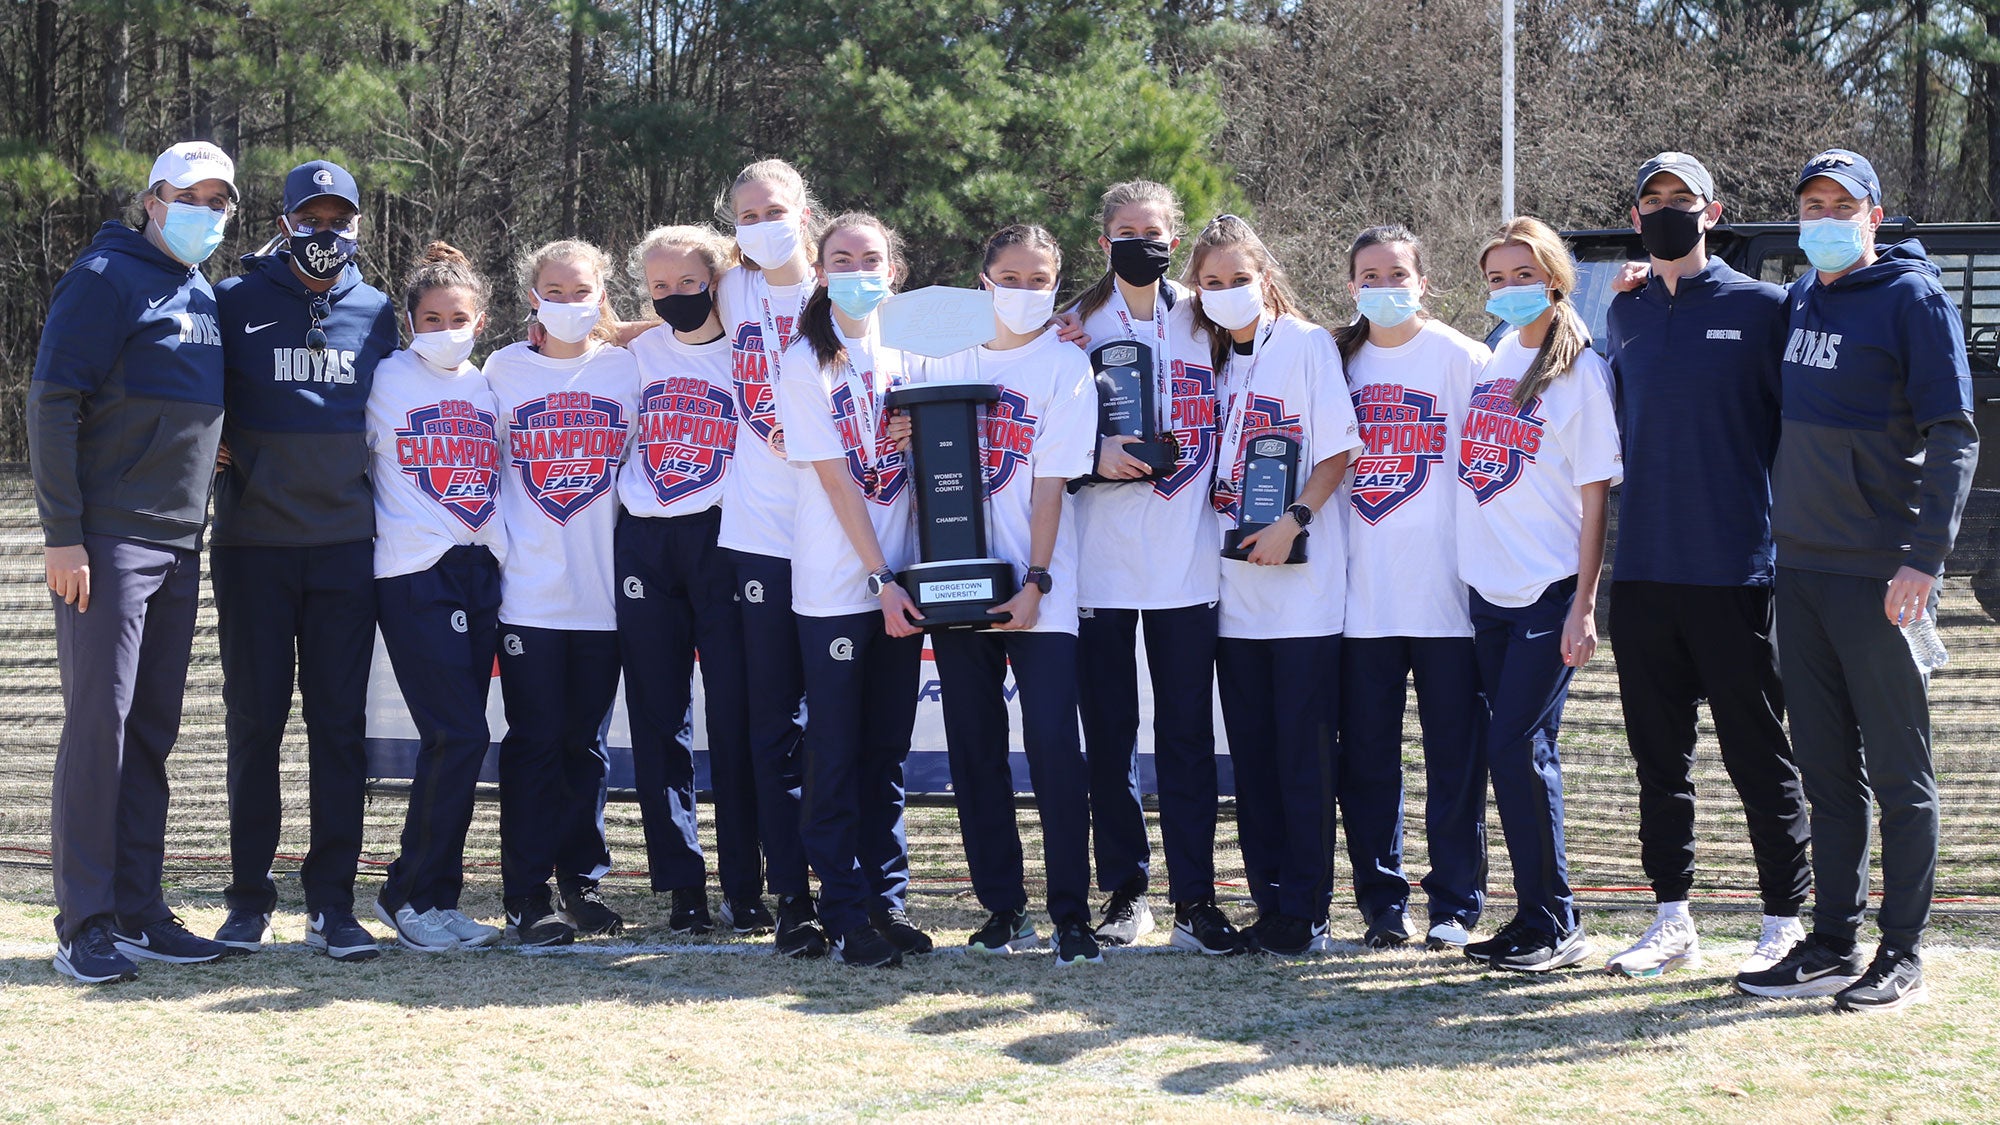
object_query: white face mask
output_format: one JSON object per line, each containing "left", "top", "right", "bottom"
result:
{"left": 986, "top": 280, "right": 1057, "bottom": 335}
{"left": 736, "top": 216, "right": 802, "bottom": 271}
{"left": 408, "top": 316, "right": 477, "bottom": 370}
{"left": 535, "top": 297, "right": 602, "bottom": 344}
{"left": 1201, "top": 280, "right": 1264, "bottom": 332}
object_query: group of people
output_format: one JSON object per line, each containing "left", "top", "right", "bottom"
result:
{"left": 28, "top": 140, "right": 1972, "bottom": 1017}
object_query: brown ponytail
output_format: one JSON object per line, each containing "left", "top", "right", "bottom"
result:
{"left": 796, "top": 212, "right": 907, "bottom": 369}
{"left": 402, "top": 240, "right": 490, "bottom": 318}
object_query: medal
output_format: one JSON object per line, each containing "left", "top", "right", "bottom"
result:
{"left": 862, "top": 464, "right": 880, "bottom": 498}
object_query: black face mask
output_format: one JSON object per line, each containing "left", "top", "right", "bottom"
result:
{"left": 287, "top": 227, "right": 358, "bottom": 282}
{"left": 1638, "top": 205, "right": 1705, "bottom": 262}
{"left": 1109, "top": 237, "right": 1172, "bottom": 287}
{"left": 654, "top": 290, "right": 715, "bottom": 333}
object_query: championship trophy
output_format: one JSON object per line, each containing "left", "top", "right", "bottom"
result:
{"left": 1221, "top": 431, "right": 1307, "bottom": 564}
{"left": 1066, "top": 338, "right": 1181, "bottom": 491}
{"left": 879, "top": 286, "right": 1019, "bottom": 630}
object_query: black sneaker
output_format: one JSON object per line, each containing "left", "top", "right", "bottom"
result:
{"left": 966, "top": 909, "right": 1037, "bottom": 954}
{"left": 718, "top": 897, "right": 776, "bottom": 936}
{"left": 1094, "top": 888, "right": 1155, "bottom": 946}
{"left": 1052, "top": 919, "right": 1105, "bottom": 966}
{"left": 54, "top": 918, "right": 138, "bottom": 984}
{"left": 1362, "top": 911, "right": 1411, "bottom": 950}
{"left": 1489, "top": 925, "right": 1590, "bottom": 973}
{"left": 1735, "top": 932, "right": 1865, "bottom": 999}
{"left": 214, "top": 908, "right": 273, "bottom": 952}
{"left": 870, "top": 908, "right": 934, "bottom": 955}
{"left": 303, "top": 912, "right": 381, "bottom": 962}
{"left": 1168, "top": 900, "right": 1245, "bottom": 955}
{"left": 505, "top": 904, "right": 577, "bottom": 948}
{"left": 1464, "top": 917, "right": 1533, "bottom": 963}
{"left": 670, "top": 888, "right": 714, "bottom": 935}
{"left": 1833, "top": 946, "right": 1927, "bottom": 1013}
{"left": 832, "top": 924, "right": 902, "bottom": 968}
{"left": 557, "top": 881, "right": 625, "bottom": 937}
{"left": 113, "top": 914, "right": 236, "bottom": 963}
{"left": 773, "top": 895, "right": 828, "bottom": 959}
{"left": 1256, "top": 913, "right": 1332, "bottom": 957}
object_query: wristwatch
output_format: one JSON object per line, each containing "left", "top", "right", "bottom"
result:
{"left": 1287, "top": 503, "right": 1315, "bottom": 528}
{"left": 867, "top": 567, "right": 897, "bottom": 597}
{"left": 1024, "top": 566, "right": 1053, "bottom": 594}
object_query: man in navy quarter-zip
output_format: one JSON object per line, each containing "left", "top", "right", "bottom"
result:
{"left": 1602, "top": 152, "right": 1811, "bottom": 983}
{"left": 210, "top": 160, "right": 399, "bottom": 962}
{"left": 1735, "top": 149, "right": 1978, "bottom": 1013}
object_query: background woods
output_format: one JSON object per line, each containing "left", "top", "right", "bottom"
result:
{"left": 0, "top": 0, "right": 1989, "bottom": 457}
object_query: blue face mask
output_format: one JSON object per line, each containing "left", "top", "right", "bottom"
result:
{"left": 1798, "top": 216, "right": 1870, "bottom": 273}
{"left": 827, "top": 270, "right": 893, "bottom": 319}
{"left": 158, "top": 200, "right": 229, "bottom": 266}
{"left": 1485, "top": 283, "right": 1552, "bottom": 328}
{"left": 1355, "top": 286, "right": 1423, "bottom": 329}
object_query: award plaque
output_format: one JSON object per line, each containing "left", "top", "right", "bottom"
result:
{"left": 879, "top": 286, "right": 1019, "bottom": 630}
{"left": 1067, "top": 339, "right": 1181, "bottom": 491}
{"left": 1221, "top": 432, "right": 1307, "bottom": 564}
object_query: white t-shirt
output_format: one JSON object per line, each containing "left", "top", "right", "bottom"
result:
{"left": 1069, "top": 282, "right": 1223, "bottom": 609}
{"left": 776, "top": 322, "right": 918, "bottom": 618}
{"left": 485, "top": 340, "right": 639, "bottom": 630}
{"left": 1211, "top": 315, "right": 1363, "bottom": 640}
{"left": 619, "top": 324, "right": 736, "bottom": 519}
{"left": 919, "top": 328, "right": 1099, "bottom": 635}
{"left": 1455, "top": 332, "right": 1623, "bottom": 608}
{"left": 716, "top": 267, "right": 813, "bottom": 558}
{"left": 1343, "top": 320, "right": 1490, "bottom": 638}
{"left": 364, "top": 349, "right": 508, "bottom": 580}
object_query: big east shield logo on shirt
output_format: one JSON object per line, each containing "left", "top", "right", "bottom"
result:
{"left": 731, "top": 322, "right": 782, "bottom": 445}
{"left": 637, "top": 377, "right": 737, "bottom": 505}
{"left": 829, "top": 380, "right": 908, "bottom": 504}
{"left": 509, "top": 391, "right": 628, "bottom": 524}
{"left": 982, "top": 386, "right": 1036, "bottom": 495}
{"left": 396, "top": 400, "right": 500, "bottom": 529}
{"left": 1351, "top": 384, "right": 1448, "bottom": 524}
{"left": 1156, "top": 359, "right": 1217, "bottom": 500}
{"left": 1457, "top": 377, "right": 1544, "bottom": 504}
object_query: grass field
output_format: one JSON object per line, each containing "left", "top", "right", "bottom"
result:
{"left": 4, "top": 809, "right": 1998, "bottom": 1124}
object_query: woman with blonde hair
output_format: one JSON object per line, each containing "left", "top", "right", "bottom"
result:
{"left": 1455, "top": 217, "right": 1621, "bottom": 973}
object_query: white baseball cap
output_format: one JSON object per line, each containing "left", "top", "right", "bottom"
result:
{"left": 147, "top": 141, "right": 239, "bottom": 200}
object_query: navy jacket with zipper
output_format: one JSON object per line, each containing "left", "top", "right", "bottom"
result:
{"left": 1773, "top": 238, "right": 1978, "bottom": 580}
{"left": 1607, "top": 256, "right": 1788, "bottom": 586}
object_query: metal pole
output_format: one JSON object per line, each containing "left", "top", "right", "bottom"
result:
{"left": 1502, "top": 0, "right": 1516, "bottom": 219}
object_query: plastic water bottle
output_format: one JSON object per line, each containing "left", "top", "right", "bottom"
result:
{"left": 1901, "top": 609, "right": 1949, "bottom": 673}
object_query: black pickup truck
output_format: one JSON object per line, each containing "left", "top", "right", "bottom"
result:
{"left": 1550, "top": 221, "right": 2000, "bottom": 615}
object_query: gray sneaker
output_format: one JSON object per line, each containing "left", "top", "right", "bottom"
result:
{"left": 374, "top": 900, "right": 460, "bottom": 953}
{"left": 439, "top": 910, "right": 503, "bottom": 949}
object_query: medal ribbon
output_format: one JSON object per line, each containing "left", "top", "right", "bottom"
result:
{"left": 1216, "top": 318, "right": 1278, "bottom": 506}
{"left": 839, "top": 331, "right": 886, "bottom": 496}
{"left": 1112, "top": 283, "right": 1172, "bottom": 434}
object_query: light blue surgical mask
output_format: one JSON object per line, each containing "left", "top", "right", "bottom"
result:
{"left": 1484, "top": 283, "right": 1552, "bottom": 328}
{"left": 827, "top": 270, "right": 893, "bottom": 319}
{"left": 1798, "top": 216, "right": 1870, "bottom": 273}
{"left": 1355, "top": 286, "right": 1423, "bottom": 328}
{"left": 158, "top": 201, "right": 229, "bottom": 266}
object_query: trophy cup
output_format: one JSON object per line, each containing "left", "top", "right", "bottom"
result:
{"left": 879, "top": 286, "right": 1019, "bottom": 630}
{"left": 1221, "top": 431, "right": 1307, "bottom": 564}
{"left": 1066, "top": 338, "right": 1181, "bottom": 491}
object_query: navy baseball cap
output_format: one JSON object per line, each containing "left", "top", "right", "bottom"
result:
{"left": 282, "top": 160, "right": 361, "bottom": 214}
{"left": 1795, "top": 149, "right": 1881, "bottom": 205}
{"left": 1634, "top": 152, "right": 1714, "bottom": 202}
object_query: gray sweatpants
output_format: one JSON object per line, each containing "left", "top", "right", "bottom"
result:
{"left": 1774, "top": 566, "right": 1939, "bottom": 951}
{"left": 49, "top": 534, "right": 200, "bottom": 942}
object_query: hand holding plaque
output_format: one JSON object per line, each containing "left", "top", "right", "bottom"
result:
{"left": 1067, "top": 339, "right": 1181, "bottom": 492}
{"left": 1222, "top": 431, "right": 1307, "bottom": 564}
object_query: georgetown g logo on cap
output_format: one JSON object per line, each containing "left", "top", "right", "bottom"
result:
{"left": 283, "top": 159, "right": 362, "bottom": 213}
{"left": 1796, "top": 148, "right": 1881, "bottom": 205}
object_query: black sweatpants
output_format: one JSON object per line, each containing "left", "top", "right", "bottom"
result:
{"left": 1609, "top": 581, "right": 1810, "bottom": 915}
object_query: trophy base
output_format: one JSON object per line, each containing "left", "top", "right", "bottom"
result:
{"left": 1222, "top": 524, "right": 1308, "bottom": 565}
{"left": 1065, "top": 438, "right": 1181, "bottom": 493}
{"left": 899, "top": 559, "right": 1018, "bottom": 631}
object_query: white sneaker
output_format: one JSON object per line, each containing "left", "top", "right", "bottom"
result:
{"left": 439, "top": 910, "right": 503, "bottom": 949}
{"left": 1426, "top": 920, "right": 1472, "bottom": 952}
{"left": 374, "top": 901, "right": 460, "bottom": 953}
{"left": 1738, "top": 914, "right": 1806, "bottom": 975}
{"left": 1605, "top": 911, "right": 1701, "bottom": 978}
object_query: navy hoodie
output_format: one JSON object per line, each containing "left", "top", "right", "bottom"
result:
{"left": 27, "top": 221, "right": 226, "bottom": 551}
{"left": 1607, "top": 257, "right": 1787, "bottom": 586}
{"left": 1772, "top": 239, "right": 1979, "bottom": 579}
{"left": 212, "top": 251, "right": 398, "bottom": 546}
